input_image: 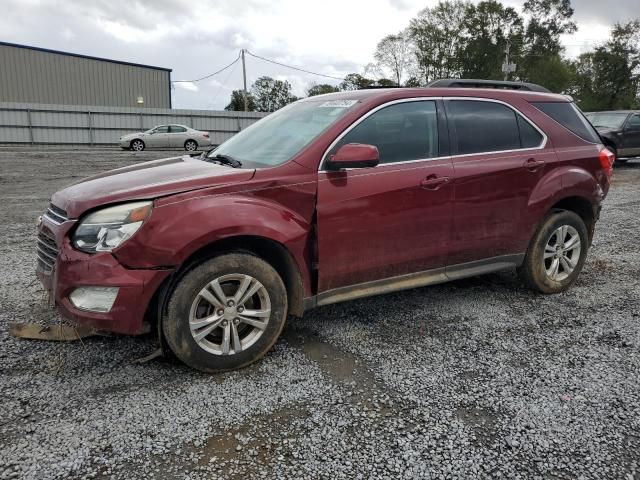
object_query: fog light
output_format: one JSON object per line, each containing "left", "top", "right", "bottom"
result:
{"left": 69, "top": 287, "right": 119, "bottom": 313}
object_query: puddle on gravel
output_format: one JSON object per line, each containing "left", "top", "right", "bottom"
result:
{"left": 455, "top": 405, "right": 502, "bottom": 447}
{"left": 197, "top": 406, "right": 310, "bottom": 474}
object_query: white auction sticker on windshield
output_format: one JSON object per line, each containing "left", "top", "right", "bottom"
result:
{"left": 318, "top": 100, "right": 357, "bottom": 108}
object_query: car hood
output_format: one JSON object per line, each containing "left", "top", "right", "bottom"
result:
{"left": 51, "top": 156, "right": 255, "bottom": 218}
{"left": 120, "top": 132, "right": 144, "bottom": 140}
{"left": 593, "top": 127, "right": 620, "bottom": 135}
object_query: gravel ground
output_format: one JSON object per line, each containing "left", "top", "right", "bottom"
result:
{"left": 0, "top": 146, "right": 639, "bottom": 480}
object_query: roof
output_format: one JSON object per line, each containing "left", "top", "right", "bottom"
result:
{"left": 427, "top": 78, "right": 550, "bottom": 93}
{"left": 0, "top": 41, "right": 172, "bottom": 72}
{"left": 304, "top": 87, "right": 569, "bottom": 103}
{"left": 586, "top": 110, "right": 639, "bottom": 114}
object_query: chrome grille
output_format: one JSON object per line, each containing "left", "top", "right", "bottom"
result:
{"left": 36, "top": 229, "right": 58, "bottom": 273}
{"left": 43, "top": 203, "right": 69, "bottom": 224}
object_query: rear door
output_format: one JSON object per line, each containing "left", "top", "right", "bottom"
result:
{"left": 317, "top": 99, "right": 454, "bottom": 293}
{"left": 168, "top": 125, "right": 188, "bottom": 148}
{"left": 146, "top": 125, "right": 170, "bottom": 147}
{"left": 445, "top": 98, "right": 555, "bottom": 266}
{"left": 621, "top": 113, "right": 640, "bottom": 157}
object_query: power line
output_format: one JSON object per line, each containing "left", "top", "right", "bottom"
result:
{"left": 172, "top": 53, "right": 241, "bottom": 83}
{"left": 209, "top": 57, "right": 240, "bottom": 107}
{"left": 245, "top": 50, "right": 345, "bottom": 81}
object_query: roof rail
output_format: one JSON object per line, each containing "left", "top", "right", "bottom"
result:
{"left": 427, "top": 78, "right": 550, "bottom": 93}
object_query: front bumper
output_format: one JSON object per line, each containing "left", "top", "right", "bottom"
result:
{"left": 36, "top": 218, "right": 173, "bottom": 335}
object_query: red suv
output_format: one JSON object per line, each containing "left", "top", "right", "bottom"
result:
{"left": 36, "top": 81, "right": 614, "bottom": 372}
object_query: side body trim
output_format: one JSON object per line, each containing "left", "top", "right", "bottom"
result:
{"left": 304, "top": 254, "right": 525, "bottom": 310}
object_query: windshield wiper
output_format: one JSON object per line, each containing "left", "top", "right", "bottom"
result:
{"left": 207, "top": 154, "right": 242, "bottom": 168}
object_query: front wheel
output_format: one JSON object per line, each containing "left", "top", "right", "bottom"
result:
{"left": 163, "top": 253, "right": 288, "bottom": 372}
{"left": 518, "top": 210, "right": 589, "bottom": 294}
{"left": 130, "top": 139, "right": 145, "bottom": 151}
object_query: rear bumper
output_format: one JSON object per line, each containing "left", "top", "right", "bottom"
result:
{"left": 37, "top": 222, "right": 173, "bottom": 335}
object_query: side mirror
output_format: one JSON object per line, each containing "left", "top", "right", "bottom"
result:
{"left": 326, "top": 143, "right": 380, "bottom": 170}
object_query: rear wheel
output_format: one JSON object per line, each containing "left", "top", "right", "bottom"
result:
{"left": 163, "top": 253, "right": 288, "bottom": 372}
{"left": 184, "top": 140, "right": 198, "bottom": 151}
{"left": 518, "top": 210, "right": 589, "bottom": 294}
{"left": 130, "top": 139, "right": 145, "bottom": 151}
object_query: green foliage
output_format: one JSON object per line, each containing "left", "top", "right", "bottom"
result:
{"left": 409, "top": 1, "right": 468, "bottom": 83}
{"left": 458, "top": 1, "right": 524, "bottom": 80}
{"left": 251, "top": 76, "right": 298, "bottom": 113}
{"left": 523, "top": 54, "right": 574, "bottom": 93}
{"left": 306, "top": 83, "right": 339, "bottom": 97}
{"left": 570, "top": 21, "right": 640, "bottom": 111}
{"left": 338, "top": 73, "right": 397, "bottom": 90}
{"left": 339, "top": 73, "right": 376, "bottom": 91}
{"left": 225, "top": 90, "right": 256, "bottom": 111}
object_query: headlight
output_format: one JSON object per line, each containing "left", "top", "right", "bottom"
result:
{"left": 73, "top": 201, "right": 152, "bottom": 253}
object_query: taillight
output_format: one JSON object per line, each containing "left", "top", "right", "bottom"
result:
{"left": 203, "top": 133, "right": 210, "bottom": 138}
{"left": 599, "top": 147, "right": 615, "bottom": 178}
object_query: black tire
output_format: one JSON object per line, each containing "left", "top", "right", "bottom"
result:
{"left": 130, "top": 139, "right": 145, "bottom": 151}
{"left": 184, "top": 140, "right": 198, "bottom": 152}
{"left": 517, "top": 210, "right": 589, "bottom": 294}
{"left": 163, "top": 253, "right": 288, "bottom": 372}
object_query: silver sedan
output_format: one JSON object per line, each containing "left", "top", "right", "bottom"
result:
{"left": 119, "top": 124, "right": 211, "bottom": 151}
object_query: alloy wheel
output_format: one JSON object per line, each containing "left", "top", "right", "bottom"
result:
{"left": 543, "top": 224, "right": 581, "bottom": 282}
{"left": 185, "top": 141, "right": 197, "bottom": 151}
{"left": 188, "top": 274, "right": 271, "bottom": 355}
{"left": 131, "top": 140, "right": 144, "bottom": 151}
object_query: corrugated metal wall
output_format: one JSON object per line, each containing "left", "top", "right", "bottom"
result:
{"left": 0, "top": 43, "right": 171, "bottom": 108}
{"left": 0, "top": 102, "right": 267, "bottom": 146}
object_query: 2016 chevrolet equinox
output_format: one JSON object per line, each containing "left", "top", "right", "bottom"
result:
{"left": 36, "top": 82, "right": 614, "bottom": 372}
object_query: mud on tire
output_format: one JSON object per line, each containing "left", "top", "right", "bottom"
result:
{"left": 162, "top": 253, "right": 288, "bottom": 372}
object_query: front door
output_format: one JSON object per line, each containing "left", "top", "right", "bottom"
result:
{"left": 146, "top": 125, "right": 170, "bottom": 147}
{"left": 621, "top": 113, "right": 640, "bottom": 157}
{"left": 317, "top": 99, "right": 453, "bottom": 293}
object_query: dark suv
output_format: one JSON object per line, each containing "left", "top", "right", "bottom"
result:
{"left": 36, "top": 82, "right": 614, "bottom": 372}
{"left": 585, "top": 110, "right": 640, "bottom": 162}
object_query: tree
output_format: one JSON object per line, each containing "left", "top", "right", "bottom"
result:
{"left": 518, "top": 0, "right": 577, "bottom": 91}
{"left": 523, "top": 0, "right": 577, "bottom": 55}
{"left": 224, "top": 90, "right": 256, "bottom": 111}
{"left": 251, "top": 76, "right": 298, "bottom": 112}
{"left": 374, "top": 32, "right": 414, "bottom": 86}
{"left": 409, "top": 1, "right": 469, "bottom": 83}
{"left": 339, "top": 73, "right": 375, "bottom": 91}
{"left": 458, "top": 0, "right": 524, "bottom": 80}
{"left": 306, "top": 83, "right": 339, "bottom": 97}
{"left": 571, "top": 20, "right": 640, "bottom": 111}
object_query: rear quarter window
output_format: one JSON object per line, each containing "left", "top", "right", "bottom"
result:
{"left": 532, "top": 102, "right": 600, "bottom": 143}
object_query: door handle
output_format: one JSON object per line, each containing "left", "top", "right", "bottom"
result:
{"left": 524, "top": 157, "right": 545, "bottom": 171}
{"left": 420, "top": 175, "right": 450, "bottom": 190}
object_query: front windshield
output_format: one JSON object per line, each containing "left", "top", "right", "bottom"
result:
{"left": 210, "top": 99, "right": 358, "bottom": 168}
{"left": 585, "top": 112, "right": 628, "bottom": 129}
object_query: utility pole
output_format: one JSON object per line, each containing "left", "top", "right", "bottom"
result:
{"left": 502, "top": 40, "right": 516, "bottom": 81}
{"left": 241, "top": 49, "right": 248, "bottom": 112}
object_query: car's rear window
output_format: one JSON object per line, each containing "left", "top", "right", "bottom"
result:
{"left": 532, "top": 102, "right": 600, "bottom": 143}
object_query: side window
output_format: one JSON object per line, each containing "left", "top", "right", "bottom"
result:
{"left": 518, "top": 115, "right": 544, "bottom": 148}
{"left": 626, "top": 114, "right": 640, "bottom": 130}
{"left": 170, "top": 125, "right": 187, "bottom": 133}
{"left": 448, "top": 100, "right": 521, "bottom": 155}
{"left": 331, "top": 101, "right": 439, "bottom": 164}
{"left": 154, "top": 125, "right": 169, "bottom": 133}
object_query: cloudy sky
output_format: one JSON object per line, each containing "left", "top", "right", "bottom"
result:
{"left": 2, "top": 0, "right": 639, "bottom": 109}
